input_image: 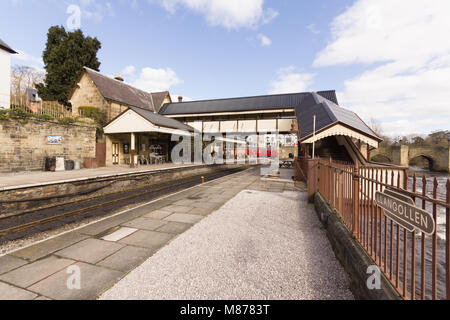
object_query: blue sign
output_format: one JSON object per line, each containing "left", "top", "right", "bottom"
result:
{"left": 47, "top": 135, "right": 62, "bottom": 145}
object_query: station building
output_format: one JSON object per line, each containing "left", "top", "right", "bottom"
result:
{"left": 68, "top": 67, "right": 381, "bottom": 168}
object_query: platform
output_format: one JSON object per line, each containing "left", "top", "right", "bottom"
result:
{"left": 0, "top": 167, "right": 352, "bottom": 300}
{"left": 0, "top": 164, "right": 198, "bottom": 191}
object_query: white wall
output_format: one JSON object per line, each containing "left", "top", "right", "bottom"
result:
{"left": 0, "top": 49, "right": 11, "bottom": 108}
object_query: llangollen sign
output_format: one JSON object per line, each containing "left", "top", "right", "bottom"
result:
{"left": 375, "top": 189, "right": 435, "bottom": 235}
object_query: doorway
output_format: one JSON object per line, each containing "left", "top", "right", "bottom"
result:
{"left": 112, "top": 142, "right": 120, "bottom": 165}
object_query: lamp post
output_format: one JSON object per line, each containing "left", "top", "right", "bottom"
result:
{"left": 312, "top": 115, "right": 316, "bottom": 159}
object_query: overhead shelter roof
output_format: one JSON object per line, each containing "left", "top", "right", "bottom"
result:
{"left": 0, "top": 39, "right": 17, "bottom": 54}
{"left": 296, "top": 92, "right": 382, "bottom": 148}
{"left": 159, "top": 91, "right": 338, "bottom": 115}
{"left": 129, "top": 106, "right": 194, "bottom": 132}
{"left": 104, "top": 106, "right": 194, "bottom": 136}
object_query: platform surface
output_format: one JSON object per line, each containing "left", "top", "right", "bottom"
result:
{"left": 0, "top": 168, "right": 352, "bottom": 300}
{"left": 0, "top": 164, "right": 198, "bottom": 191}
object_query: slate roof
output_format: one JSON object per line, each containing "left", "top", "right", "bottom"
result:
{"left": 83, "top": 67, "right": 161, "bottom": 111}
{"left": 151, "top": 91, "right": 170, "bottom": 112}
{"left": 130, "top": 106, "right": 194, "bottom": 132}
{"left": 296, "top": 92, "right": 381, "bottom": 142}
{"left": 159, "top": 91, "right": 338, "bottom": 115}
{"left": 0, "top": 39, "right": 17, "bottom": 54}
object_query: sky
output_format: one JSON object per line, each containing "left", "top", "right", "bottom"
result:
{"left": 1, "top": 0, "right": 449, "bottom": 137}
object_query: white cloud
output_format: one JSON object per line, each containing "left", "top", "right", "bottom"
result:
{"left": 12, "top": 50, "right": 45, "bottom": 72}
{"left": 79, "top": 0, "right": 114, "bottom": 22}
{"left": 132, "top": 67, "right": 182, "bottom": 92}
{"left": 269, "top": 67, "right": 315, "bottom": 94}
{"left": 307, "top": 24, "right": 320, "bottom": 35}
{"left": 122, "top": 65, "right": 136, "bottom": 76}
{"left": 257, "top": 34, "right": 271, "bottom": 47}
{"left": 156, "top": 0, "right": 278, "bottom": 29}
{"left": 314, "top": 0, "right": 450, "bottom": 136}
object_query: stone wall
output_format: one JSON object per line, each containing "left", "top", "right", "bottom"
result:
{"left": 0, "top": 118, "right": 96, "bottom": 172}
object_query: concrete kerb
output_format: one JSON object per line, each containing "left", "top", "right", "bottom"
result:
{"left": 0, "top": 167, "right": 255, "bottom": 258}
{"left": 313, "top": 192, "right": 402, "bottom": 300}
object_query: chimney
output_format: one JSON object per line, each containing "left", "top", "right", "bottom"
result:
{"left": 178, "top": 96, "right": 183, "bottom": 103}
{"left": 115, "top": 73, "right": 124, "bottom": 82}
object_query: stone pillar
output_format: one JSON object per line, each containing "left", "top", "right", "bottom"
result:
{"left": 400, "top": 145, "right": 409, "bottom": 167}
{"left": 448, "top": 146, "right": 450, "bottom": 173}
{"left": 130, "top": 132, "right": 136, "bottom": 168}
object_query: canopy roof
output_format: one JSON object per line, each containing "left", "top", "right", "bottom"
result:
{"left": 295, "top": 92, "right": 382, "bottom": 148}
{"left": 104, "top": 106, "right": 194, "bottom": 136}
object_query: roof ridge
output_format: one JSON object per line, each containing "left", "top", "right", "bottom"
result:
{"left": 84, "top": 66, "right": 158, "bottom": 96}
{"left": 83, "top": 66, "right": 158, "bottom": 110}
{"left": 164, "top": 90, "right": 335, "bottom": 105}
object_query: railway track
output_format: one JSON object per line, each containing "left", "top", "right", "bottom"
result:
{"left": 0, "top": 167, "right": 246, "bottom": 243}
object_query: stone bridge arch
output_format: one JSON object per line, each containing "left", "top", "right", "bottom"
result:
{"left": 370, "top": 145, "right": 450, "bottom": 172}
{"left": 371, "top": 152, "right": 393, "bottom": 164}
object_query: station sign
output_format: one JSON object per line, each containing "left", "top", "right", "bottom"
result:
{"left": 47, "top": 135, "right": 62, "bottom": 145}
{"left": 375, "top": 188, "right": 435, "bottom": 235}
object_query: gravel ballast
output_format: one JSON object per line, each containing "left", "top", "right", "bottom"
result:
{"left": 100, "top": 189, "right": 354, "bottom": 300}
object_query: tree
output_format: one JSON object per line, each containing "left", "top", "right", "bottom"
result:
{"left": 369, "top": 117, "right": 383, "bottom": 137}
{"left": 36, "top": 26, "right": 101, "bottom": 106}
{"left": 10, "top": 65, "right": 45, "bottom": 103}
{"left": 411, "top": 136, "right": 426, "bottom": 146}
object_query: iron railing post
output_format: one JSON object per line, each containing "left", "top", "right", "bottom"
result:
{"left": 352, "top": 163, "right": 359, "bottom": 238}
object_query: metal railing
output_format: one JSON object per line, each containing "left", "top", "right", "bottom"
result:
{"left": 7, "top": 97, "right": 72, "bottom": 119}
{"left": 0, "top": 94, "right": 72, "bottom": 119}
{"left": 317, "top": 158, "right": 450, "bottom": 300}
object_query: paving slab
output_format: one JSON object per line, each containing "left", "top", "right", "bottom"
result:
{"left": 161, "top": 205, "right": 194, "bottom": 213}
{"left": 101, "top": 227, "right": 138, "bottom": 242}
{"left": 28, "top": 262, "right": 123, "bottom": 300}
{"left": 77, "top": 215, "right": 136, "bottom": 236}
{"left": 11, "top": 232, "right": 89, "bottom": 261}
{"left": 143, "top": 209, "right": 172, "bottom": 220}
{"left": 119, "top": 230, "right": 174, "bottom": 250}
{"left": 121, "top": 217, "right": 167, "bottom": 231}
{"left": 188, "top": 207, "right": 215, "bottom": 216}
{"left": 55, "top": 238, "right": 124, "bottom": 264}
{"left": 0, "top": 256, "right": 74, "bottom": 288}
{"left": 0, "top": 255, "right": 28, "bottom": 275}
{"left": 0, "top": 282, "right": 37, "bottom": 300}
{"left": 163, "top": 213, "right": 204, "bottom": 224}
{"left": 97, "top": 246, "right": 154, "bottom": 272}
{"left": 155, "top": 222, "right": 193, "bottom": 235}
{"left": 173, "top": 199, "right": 197, "bottom": 206}
{"left": 190, "top": 201, "right": 222, "bottom": 210}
